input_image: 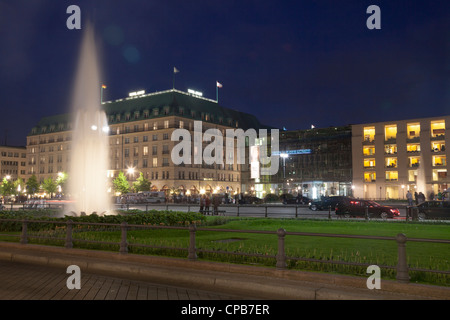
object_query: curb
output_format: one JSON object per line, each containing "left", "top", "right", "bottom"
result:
{"left": 0, "top": 242, "right": 448, "bottom": 300}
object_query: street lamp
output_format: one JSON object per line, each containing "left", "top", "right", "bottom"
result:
{"left": 280, "top": 153, "right": 288, "bottom": 193}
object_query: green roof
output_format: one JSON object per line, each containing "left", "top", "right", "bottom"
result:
{"left": 28, "top": 89, "right": 272, "bottom": 136}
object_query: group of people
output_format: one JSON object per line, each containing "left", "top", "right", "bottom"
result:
{"left": 406, "top": 189, "right": 446, "bottom": 206}
{"left": 199, "top": 195, "right": 222, "bottom": 215}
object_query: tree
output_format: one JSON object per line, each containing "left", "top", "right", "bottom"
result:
{"left": 133, "top": 172, "right": 151, "bottom": 192}
{"left": 14, "top": 178, "right": 25, "bottom": 195}
{"left": 56, "top": 172, "right": 68, "bottom": 195}
{"left": 113, "top": 171, "right": 130, "bottom": 194}
{"left": 41, "top": 177, "right": 57, "bottom": 198}
{"left": 26, "top": 174, "right": 40, "bottom": 195}
{"left": 0, "top": 177, "right": 14, "bottom": 197}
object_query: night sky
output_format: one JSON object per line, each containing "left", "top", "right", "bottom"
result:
{"left": 0, "top": 0, "right": 448, "bottom": 146}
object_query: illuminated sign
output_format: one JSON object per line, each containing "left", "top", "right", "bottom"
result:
{"left": 188, "top": 89, "right": 203, "bottom": 97}
{"left": 272, "top": 149, "right": 312, "bottom": 156}
{"left": 129, "top": 90, "right": 145, "bottom": 97}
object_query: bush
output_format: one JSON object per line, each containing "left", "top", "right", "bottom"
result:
{"left": 0, "top": 209, "right": 206, "bottom": 232}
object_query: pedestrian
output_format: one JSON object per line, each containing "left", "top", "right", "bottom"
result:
{"left": 418, "top": 192, "right": 425, "bottom": 203}
{"left": 213, "top": 195, "right": 221, "bottom": 215}
{"left": 428, "top": 191, "right": 435, "bottom": 201}
{"left": 199, "top": 195, "right": 205, "bottom": 214}
{"left": 414, "top": 191, "right": 419, "bottom": 205}
{"left": 437, "top": 190, "right": 443, "bottom": 200}
{"left": 406, "top": 190, "right": 413, "bottom": 206}
{"left": 205, "top": 196, "right": 211, "bottom": 214}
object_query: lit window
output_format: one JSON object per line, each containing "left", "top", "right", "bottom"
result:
{"left": 431, "top": 120, "right": 445, "bottom": 138}
{"left": 363, "top": 146, "right": 375, "bottom": 156}
{"left": 385, "top": 171, "right": 398, "bottom": 181}
{"left": 363, "top": 127, "right": 375, "bottom": 142}
{"left": 407, "top": 123, "right": 420, "bottom": 139}
{"left": 384, "top": 124, "right": 397, "bottom": 141}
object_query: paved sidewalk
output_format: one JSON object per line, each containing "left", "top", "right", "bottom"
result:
{"left": 0, "top": 260, "right": 251, "bottom": 300}
{"left": 0, "top": 242, "right": 448, "bottom": 300}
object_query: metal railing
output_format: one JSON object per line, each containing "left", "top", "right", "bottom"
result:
{"left": 0, "top": 218, "right": 449, "bottom": 284}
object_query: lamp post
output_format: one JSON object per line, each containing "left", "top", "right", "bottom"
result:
{"left": 280, "top": 153, "right": 288, "bottom": 193}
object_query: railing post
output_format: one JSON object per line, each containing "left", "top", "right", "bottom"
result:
{"left": 188, "top": 224, "right": 197, "bottom": 260}
{"left": 20, "top": 219, "right": 28, "bottom": 245}
{"left": 265, "top": 205, "right": 268, "bottom": 218}
{"left": 276, "top": 228, "right": 287, "bottom": 270}
{"left": 328, "top": 205, "right": 331, "bottom": 220}
{"left": 65, "top": 220, "right": 73, "bottom": 249}
{"left": 295, "top": 205, "right": 298, "bottom": 218}
{"left": 412, "top": 207, "right": 418, "bottom": 221}
{"left": 365, "top": 206, "right": 369, "bottom": 221}
{"left": 237, "top": 203, "right": 240, "bottom": 217}
{"left": 396, "top": 233, "right": 410, "bottom": 283}
{"left": 120, "top": 222, "right": 128, "bottom": 254}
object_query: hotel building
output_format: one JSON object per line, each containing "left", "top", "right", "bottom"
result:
{"left": 25, "top": 89, "right": 270, "bottom": 196}
{"left": 352, "top": 116, "right": 449, "bottom": 200}
{"left": 0, "top": 145, "right": 27, "bottom": 181}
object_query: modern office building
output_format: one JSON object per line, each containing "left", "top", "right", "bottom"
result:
{"left": 25, "top": 89, "right": 270, "bottom": 197}
{"left": 251, "top": 125, "right": 353, "bottom": 199}
{"left": 352, "top": 115, "right": 449, "bottom": 200}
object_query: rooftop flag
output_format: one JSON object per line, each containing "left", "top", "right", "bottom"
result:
{"left": 102, "top": 84, "right": 107, "bottom": 89}
{"left": 216, "top": 81, "right": 223, "bottom": 102}
{"left": 173, "top": 67, "right": 180, "bottom": 89}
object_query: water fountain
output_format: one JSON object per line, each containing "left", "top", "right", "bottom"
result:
{"left": 67, "top": 24, "right": 112, "bottom": 215}
{"left": 416, "top": 155, "right": 427, "bottom": 195}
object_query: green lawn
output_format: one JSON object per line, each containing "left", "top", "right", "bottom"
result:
{"left": 1, "top": 216, "right": 449, "bottom": 286}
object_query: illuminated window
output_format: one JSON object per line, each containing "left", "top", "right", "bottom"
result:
{"left": 407, "top": 123, "right": 420, "bottom": 139}
{"left": 363, "top": 146, "right": 375, "bottom": 156}
{"left": 432, "top": 169, "right": 447, "bottom": 181}
{"left": 385, "top": 157, "right": 397, "bottom": 168}
{"left": 407, "top": 143, "right": 420, "bottom": 153}
{"left": 431, "top": 120, "right": 445, "bottom": 138}
{"left": 408, "top": 156, "right": 420, "bottom": 168}
{"left": 384, "top": 144, "right": 397, "bottom": 154}
{"left": 363, "top": 158, "right": 376, "bottom": 168}
{"left": 384, "top": 124, "right": 397, "bottom": 141}
{"left": 385, "top": 171, "right": 398, "bottom": 181}
{"left": 432, "top": 155, "right": 446, "bottom": 166}
{"left": 408, "top": 170, "right": 417, "bottom": 182}
{"left": 431, "top": 141, "right": 445, "bottom": 152}
{"left": 363, "top": 127, "right": 375, "bottom": 142}
{"left": 364, "top": 172, "right": 376, "bottom": 182}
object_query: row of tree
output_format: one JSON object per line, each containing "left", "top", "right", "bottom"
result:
{"left": 0, "top": 171, "right": 151, "bottom": 199}
{"left": 0, "top": 173, "right": 68, "bottom": 199}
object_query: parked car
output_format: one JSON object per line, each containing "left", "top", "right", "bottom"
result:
{"left": 335, "top": 199, "right": 400, "bottom": 219}
{"left": 309, "top": 196, "right": 353, "bottom": 211}
{"left": 243, "top": 196, "right": 264, "bottom": 204}
{"left": 413, "top": 200, "right": 450, "bottom": 220}
{"left": 281, "top": 194, "right": 310, "bottom": 205}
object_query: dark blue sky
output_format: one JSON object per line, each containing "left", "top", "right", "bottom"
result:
{"left": 0, "top": 0, "right": 449, "bottom": 146}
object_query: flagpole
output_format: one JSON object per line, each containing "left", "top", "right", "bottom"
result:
{"left": 101, "top": 85, "right": 107, "bottom": 104}
{"left": 216, "top": 85, "right": 218, "bottom": 103}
